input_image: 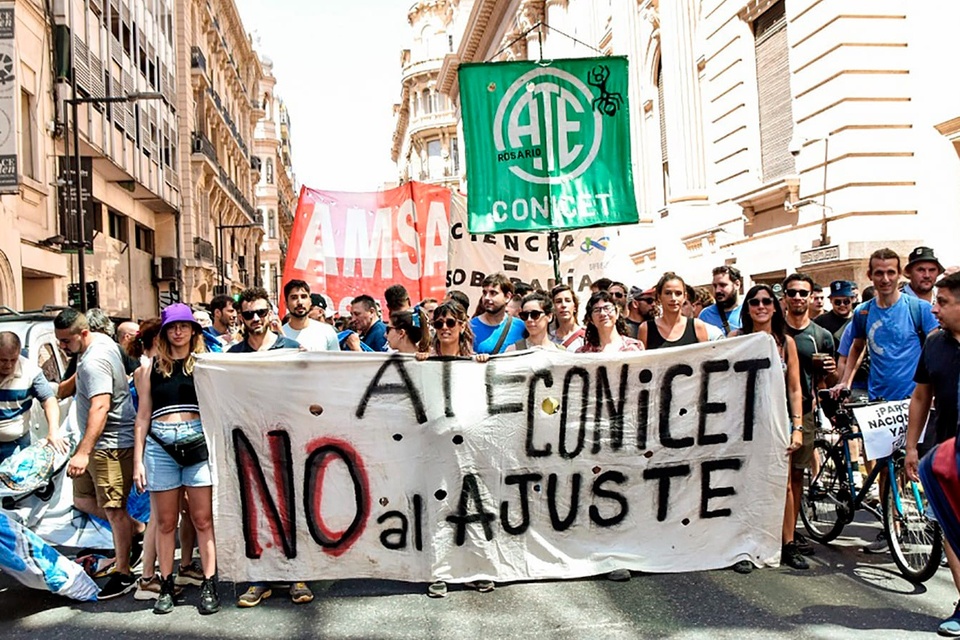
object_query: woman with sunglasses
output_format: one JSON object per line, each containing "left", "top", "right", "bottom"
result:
{"left": 577, "top": 291, "right": 644, "bottom": 353}
{"left": 386, "top": 308, "right": 430, "bottom": 354}
{"left": 415, "top": 301, "right": 490, "bottom": 597}
{"left": 549, "top": 284, "right": 585, "bottom": 351}
{"left": 730, "top": 285, "right": 804, "bottom": 573}
{"left": 637, "top": 272, "right": 709, "bottom": 350}
{"left": 506, "top": 292, "right": 563, "bottom": 352}
{"left": 132, "top": 304, "right": 219, "bottom": 614}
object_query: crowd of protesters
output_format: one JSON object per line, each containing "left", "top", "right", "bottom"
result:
{"left": 4, "top": 244, "right": 960, "bottom": 634}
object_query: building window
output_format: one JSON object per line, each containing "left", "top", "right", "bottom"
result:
{"left": 265, "top": 157, "right": 274, "bottom": 184}
{"left": 754, "top": 0, "right": 795, "bottom": 181}
{"left": 422, "top": 89, "right": 432, "bottom": 115}
{"left": 108, "top": 209, "right": 129, "bottom": 243}
{"left": 656, "top": 61, "right": 669, "bottom": 208}
{"left": 135, "top": 223, "right": 154, "bottom": 253}
{"left": 268, "top": 209, "right": 277, "bottom": 239}
{"left": 427, "top": 139, "right": 443, "bottom": 178}
{"left": 451, "top": 136, "right": 460, "bottom": 175}
{"left": 19, "top": 89, "right": 36, "bottom": 179}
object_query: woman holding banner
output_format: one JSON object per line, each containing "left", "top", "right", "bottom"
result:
{"left": 637, "top": 272, "right": 710, "bottom": 349}
{"left": 577, "top": 291, "right": 644, "bottom": 353}
{"left": 132, "top": 304, "right": 219, "bottom": 615}
{"left": 549, "top": 285, "right": 585, "bottom": 351}
{"left": 732, "top": 284, "right": 805, "bottom": 573}
{"left": 507, "top": 292, "right": 563, "bottom": 352}
{"left": 415, "top": 300, "right": 491, "bottom": 597}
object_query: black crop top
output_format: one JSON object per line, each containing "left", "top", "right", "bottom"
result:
{"left": 150, "top": 359, "right": 200, "bottom": 419}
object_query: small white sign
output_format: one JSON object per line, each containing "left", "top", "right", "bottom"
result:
{"left": 852, "top": 400, "right": 923, "bottom": 461}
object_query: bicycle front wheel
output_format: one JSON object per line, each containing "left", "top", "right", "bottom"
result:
{"left": 884, "top": 458, "right": 943, "bottom": 583}
{"left": 801, "top": 439, "right": 849, "bottom": 543}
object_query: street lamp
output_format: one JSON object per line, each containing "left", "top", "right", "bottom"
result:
{"left": 62, "top": 91, "right": 164, "bottom": 311}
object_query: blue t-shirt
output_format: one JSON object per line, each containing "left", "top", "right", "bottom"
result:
{"left": 360, "top": 321, "right": 388, "bottom": 352}
{"left": 848, "top": 294, "right": 938, "bottom": 401}
{"left": 698, "top": 302, "right": 742, "bottom": 336}
{"left": 471, "top": 315, "right": 526, "bottom": 354}
{"left": 837, "top": 321, "right": 868, "bottom": 391}
{"left": 227, "top": 334, "right": 301, "bottom": 353}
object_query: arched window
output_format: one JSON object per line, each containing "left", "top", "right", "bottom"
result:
{"left": 422, "top": 89, "right": 432, "bottom": 115}
{"left": 656, "top": 60, "right": 669, "bottom": 208}
{"left": 268, "top": 209, "right": 277, "bottom": 238}
{"left": 266, "top": 158, "right": 274, "bottom": 184}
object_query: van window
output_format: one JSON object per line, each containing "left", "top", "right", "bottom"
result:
{"left": 37, "top": 343, "right": 62, "bottom": 383}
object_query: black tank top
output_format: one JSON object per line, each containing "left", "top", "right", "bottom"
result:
{"left": 150, "top": 359, "right": 200, "bottom": 419}
{"left": 645, "top": 318, "right": 699, "bottom": 350}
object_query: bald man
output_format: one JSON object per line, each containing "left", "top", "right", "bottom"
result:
{"left": 116, "top": 322, "right": 139, "bottom": 350}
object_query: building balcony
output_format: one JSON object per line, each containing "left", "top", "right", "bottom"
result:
{"left": 191, "top": 46, "right": 207, "bottom": 73}
{"left": 201, "top": 86, "right": 249, "bottom": 158}
{"left": 190, "top": 131, "right": 218, "bottom": 177}
{"left": 408, "top": 108, "right": 458, "bottom": 136}
{"left": 401, "top": 57, "right": 444, "bottom": 83}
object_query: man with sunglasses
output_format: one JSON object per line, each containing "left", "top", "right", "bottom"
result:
{"left": 699, "top": 265, "right": 743, "bottom": 336}
{"left": 625, "top": 286, "right": 656, "bottom": 339}
{"left": 227, "top": 287, "right": 301, "bottom": 353}
{"left": 815, "top": 280, "right": 856, "bottom": 348}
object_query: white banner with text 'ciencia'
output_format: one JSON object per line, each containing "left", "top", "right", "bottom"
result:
{"left": 195, "top": 333, "right": 789, "bottom": 583}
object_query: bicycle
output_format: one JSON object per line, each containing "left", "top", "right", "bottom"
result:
{"left": 799, "top": 389, "right": 943, "bottom": 583}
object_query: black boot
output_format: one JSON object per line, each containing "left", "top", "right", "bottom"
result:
{"left": 199, "top": 576, "right": 221, "bottom": 615}
{"left": 153, "top": 575, "right": 175, "bottom": 614}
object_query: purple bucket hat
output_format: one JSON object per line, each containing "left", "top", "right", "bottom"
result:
{"left": 161, "top": 303, "right": 201, "bottom": 332}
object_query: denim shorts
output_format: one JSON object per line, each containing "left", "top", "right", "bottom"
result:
{"left": 144, "top": 418, "right": 212, "bottom": 492}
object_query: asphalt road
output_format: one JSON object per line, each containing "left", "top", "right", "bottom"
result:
{"left": 0, "top": 518, "right": 953, "bottom": 639}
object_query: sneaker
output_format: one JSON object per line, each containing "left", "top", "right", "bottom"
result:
{"left": 939, "top": 603, "right": 960, "bottom": 637}
{"left": 607, "top": 569, "right": 632, "bottom": 582}
{"left": 732, "top": 560, "right": 754, "bottom": 574}
{"left": 99, "top": 571, "right": 137, "bottom": 600}
{"left": 153, "top": 575, "right": 176, "bottom": 615}
{"left": 129, "top": 531, "right": 145, "bottom": 569}
{"left": 175, "top": 560, "right": 204, "bottom": 587}
{"left": 863, "top": 532, "right": 889, "bottom": 554}
{"left": 237, "top": 585, "right": 272, "bottom": 608}
{"left": 134, "top": 574, "right": 161, "bottom": 601}
{"left": 289, "top": 582, "right": 314, "bottom": 604}
{"left": 199, "top": 577, "right": 221, "bottom": 615}
{"left": 465, "top": 580, "right": 495, "bottom": 592}
{"left": 427, "top": 581, "right": 448, "bottom": 598}
{"left": 794, "top": 532, "right": 815, "bottom": 556}
{"left": 781, "top": 542, "right": 810, "bottom": 570}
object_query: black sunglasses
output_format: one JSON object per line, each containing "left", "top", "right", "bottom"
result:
{"left": 610, "top": 292, "right": 626, "bottom": 299}
{"left": 785, "top": 289, "right": 810, "bottom": 298}
{"left": 241, "top": 308, "right": 270, "bottom": 321}
{"left": 748, "top": 297, "right": 775, "bottom": 307}
{"left": 519, "top": 310, "right": 545, "bottom": 321}
{"left": 832, "top": 297, "right": 852, "bottom": 305}
{"left": 432, "top": 318, "right": 459, "bottom": 330}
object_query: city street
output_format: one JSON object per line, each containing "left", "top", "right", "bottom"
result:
{"left": 0, "top": 518, "right": 951, "bottom": 639}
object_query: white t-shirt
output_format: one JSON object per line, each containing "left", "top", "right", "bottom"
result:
{"left": 282, "top": 319, "right": 340, "bottom": 352}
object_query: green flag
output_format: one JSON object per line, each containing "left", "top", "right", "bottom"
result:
{"left": 459, "top": 56, "right": 638, "bottom": 234}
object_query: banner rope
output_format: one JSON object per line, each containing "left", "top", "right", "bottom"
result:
{"left": 485, "top": 21, "right": 606, "bottom": 63}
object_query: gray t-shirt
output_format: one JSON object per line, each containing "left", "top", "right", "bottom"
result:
{"left": 75, "top": 333, "right": 136, "bottom": 450}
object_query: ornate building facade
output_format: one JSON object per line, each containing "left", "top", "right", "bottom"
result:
{"left": 392, "top": 0, "right": 461, "bottom": 190}
{"left": 1, "top": 0, "right": 181, "bottom": 317}
{"left": 253, "top": 55, "right": 295, "bottom": 305}
{"left": 425, "top": 0, "right": 960, "bottom": 290}
{"left": 177, "top": 0, "right": 262, "bottom": 304}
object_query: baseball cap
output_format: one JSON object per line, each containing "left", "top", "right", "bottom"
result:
{"left": 829, "top": 280, "right": 855, "bottom": 298}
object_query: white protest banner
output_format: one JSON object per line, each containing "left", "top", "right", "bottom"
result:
{"left": 852, "top": 400, "right": 922, "bottom": 461}
{"left": 446, "top": 193, "right": 639, "bottom": 306}
{"left": 195, "top": 333, "right": 789, "bottom": 583}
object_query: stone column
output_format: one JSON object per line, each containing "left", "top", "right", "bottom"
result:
{"left": 659, "top": 0, "right": 707, "bottom": 202}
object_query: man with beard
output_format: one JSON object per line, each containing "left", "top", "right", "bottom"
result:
{"left": 782, "top": 273, "right": 838, "bottom": 569}
{"left": 228, "top": 287, "right": 301, "bottom": 353}
{"left": 280, "top": 280, "right": 340, "bottom": 352}
{"left": 902, "top": 246, "right": 943, "bottom": 303}
{"left": 209, "top": 294, "right": 238, "bottom": 348}
{"left": 625, "top": 286, "right": 656, "bottom": 339}
{"left": 814, "top": 280, "right": 856, "bottom": 348}
{"left": 471, "top": 273, "right": 526, "bottom": 354}
{"left": 699, "top": 265, "right": 743, "bottom": 336}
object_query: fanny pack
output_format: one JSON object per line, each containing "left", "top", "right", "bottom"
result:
{"left": 148, "top": 431, "right": 209, "bottom": 467}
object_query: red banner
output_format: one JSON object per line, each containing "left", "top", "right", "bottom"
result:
{"left": 282, "top": 182, "right": 449, "bottom": 317}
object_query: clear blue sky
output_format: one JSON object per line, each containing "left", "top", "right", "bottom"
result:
{"left": 234, "top": 0, "right": 410, "bottom": 191}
